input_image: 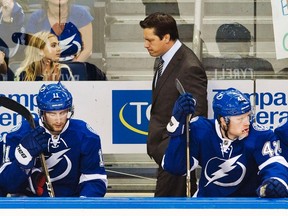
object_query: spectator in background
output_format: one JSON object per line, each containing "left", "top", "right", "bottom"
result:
{"left": 26, "top": 0, "right": 93, "bottom": 62}
{"left": 0, "top": 0, "right": 25, "bottom": 59}
{"left": 139, "top": 12, "right": 208, "bottom": 197}
{"left": 14, "top": 31, "right": 75, "bottom": 81}
{"left": 0, "top": 48, "right": 7, "bottom": 75}
{"left": 202, "top": 22, "right": 275, "bottom": 80}
{"left": 25, "top": 0, "right": 106, "bottom": 80}
{"left": 0, "top": 37, "right": 14, "bottom": 80}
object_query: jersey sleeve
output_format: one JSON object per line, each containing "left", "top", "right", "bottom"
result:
{"left": 25, "top": 11, "right": 38, "bottom": 33}
{"left": 0, "top": 121, "right": 34, "bottom": 194}
{"left": 162, "top": 134, "right": 187, "bottom": 175}
{"left": 70, "top": 5, "right": 94, "bottom": 29}
{"left": 0, "top": 161, "right": 29, "bottom": 194}
{"left": 78, "top": 124, "right": 107, "bottom": 197}
{"left": 253, "top": 127, "right": 288, "bottom": 184}
{"left": 274, "top": 120, "right": 288, "bottom": 160}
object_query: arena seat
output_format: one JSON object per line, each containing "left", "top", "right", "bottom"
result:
{"left": 61, "top": 62, "right": 88, "bottom": 81}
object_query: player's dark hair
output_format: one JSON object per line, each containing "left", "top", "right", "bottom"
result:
{"left": 139, "top": 12, "right": 179, "bottom": 41}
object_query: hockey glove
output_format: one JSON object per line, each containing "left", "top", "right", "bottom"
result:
{"left": 257, "top": 178, "right": 288, "bottom": 198}
{"left": 167, "top": 93, "right": 196, "bottom": 136}
{"left": 15, "top": 126, "right": 48, "bottom": 169}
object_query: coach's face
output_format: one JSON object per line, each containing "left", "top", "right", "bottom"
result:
{"left": 143, "top": 28, "right": 169, "bottom": 57}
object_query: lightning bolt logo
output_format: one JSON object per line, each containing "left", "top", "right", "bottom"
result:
{"left": 204, "top": 154, "right": 246, "bottom": 187}
{"left": 59, "top": 35, "right": 76, "bottom": 53}
{"left": 45, "top": 148, "right": 72, "bottom": 182}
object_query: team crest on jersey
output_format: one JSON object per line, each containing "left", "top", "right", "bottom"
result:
{"left": 204, "top": 154, "right": 246, "bottom": 187}
{"left": 45, "top": 148, "right": 72, "bottom": 182}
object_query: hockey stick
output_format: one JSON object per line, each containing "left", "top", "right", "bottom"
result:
{"left": 0, "top": 96, "right": 55, "bottom": 197}
{"left": 175, "top": 79, "right": 192, "bottom": 197}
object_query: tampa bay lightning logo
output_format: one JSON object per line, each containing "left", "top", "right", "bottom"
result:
{"left": 45, "top": 148, "right": 72, "bottom": 182}
{"left": 204, "top": 154, "right": 246, "bottom": 187}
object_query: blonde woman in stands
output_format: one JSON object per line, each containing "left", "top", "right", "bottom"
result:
{"left": 15, "top": 31, "right": 74, "bottom": 81}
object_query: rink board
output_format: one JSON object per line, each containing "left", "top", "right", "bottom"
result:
{"left": 0, "top": 80, "right": 287, "bottom": 154}
{"left": 0, "top": 197, "right": 287, "bottom": 215}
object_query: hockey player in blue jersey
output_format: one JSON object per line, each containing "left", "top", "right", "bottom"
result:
{"left": 162, "top": 88, "right": 288, "bottom": 197}
{"left": 0, "top": 82, "right": 107, "bottom": 197}
{"left": 274, "top": 120, "right": 288, "bottom": 162}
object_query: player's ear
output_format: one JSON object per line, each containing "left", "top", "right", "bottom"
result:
{"left": 219, "top": 117, "right": 228, "bottom": 130}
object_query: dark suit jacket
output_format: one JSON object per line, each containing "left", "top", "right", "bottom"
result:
{"left": 147, "top": 43, "right": 208, "bottom": 165}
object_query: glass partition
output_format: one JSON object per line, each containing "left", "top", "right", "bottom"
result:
{"left": 2, "top": 0, "right": 287, "bottom": 81}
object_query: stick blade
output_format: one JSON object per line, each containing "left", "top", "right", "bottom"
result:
{"left": 175, "top": 78, "right": 186, "bottom": 95}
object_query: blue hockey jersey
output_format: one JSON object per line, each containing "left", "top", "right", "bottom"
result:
{"left": 0, "top": 118, "right": 107, "bottom": 197}
{"left": 274, "top": 120, "right": 288, "bottom": 161}
{"left": 163, "top": 116, "right": 288, "bottom": 197}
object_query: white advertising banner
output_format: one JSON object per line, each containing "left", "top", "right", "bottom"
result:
{"left": 271, "top": 0, "right": 288, "bottom": 59}
{"left": 0, "top": 81, "right": 151, "bottom": 154}
{"left": 0, "top": 80, "right": 286, "bottom": 154}
{"left": 255, "top": 79, "right": 288, "bottom": 129}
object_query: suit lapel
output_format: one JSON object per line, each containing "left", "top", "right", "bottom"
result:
{"left": 152, "top": 45, "right": 184, "bottom": 104}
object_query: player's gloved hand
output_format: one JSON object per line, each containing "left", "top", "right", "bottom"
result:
{"left": 257, "top": 178, "right": 288, "bottom": 198}
{"left": 173, "top": 93, "right": 196, "bottom": 123}
{"left": 167, "top": 93, "right": 196, "bottom": 136}
{"left": 15, "top": 126, "right": 48, "bottom": 169}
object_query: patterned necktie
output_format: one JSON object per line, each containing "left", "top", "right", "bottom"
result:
{"left": 155, "top": 57, "right": 164, "bottom": 86}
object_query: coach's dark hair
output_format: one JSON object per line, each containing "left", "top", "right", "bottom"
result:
{"left": 139, "top": 12, "right": 179, "bottom": 41}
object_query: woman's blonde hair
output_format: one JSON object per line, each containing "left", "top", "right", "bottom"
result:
{"left": 15, "top": 31, "right": 58, "bottom": 81}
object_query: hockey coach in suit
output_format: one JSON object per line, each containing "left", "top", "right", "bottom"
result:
{"left": 140, "top": 12, "right": 208, "bottom": 197}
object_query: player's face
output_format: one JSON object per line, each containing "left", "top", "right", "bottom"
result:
{"left": 227, "top": 112, "right": 251, "bottom": 139}
{"left": 143, "top": 28, "right": 167, "bottom": 57}
{"left": 44, "top": 109, "right": 69, "bottom": 134}
{"left": 43, "top": 36, "right": 61, "bottom": 62}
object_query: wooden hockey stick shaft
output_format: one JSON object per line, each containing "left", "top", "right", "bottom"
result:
{"left": 175, "top": 79, "right": 191, "bottom": 197}
{"left": 0, "top": 96, "right": 55, "bottom": 197}
{"left": 40, "top": 153, "right": 55, "bottom": 197}
{"left": 185, "top": 115, "right": 191, "bottom": 197}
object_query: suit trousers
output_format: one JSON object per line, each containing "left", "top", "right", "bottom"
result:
{"left": 154, "top": 166, "right": 197, "bottom": 197}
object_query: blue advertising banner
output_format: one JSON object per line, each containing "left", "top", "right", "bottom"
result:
{"left": 112, "top": 90, "right": 151, "bottom": 144}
